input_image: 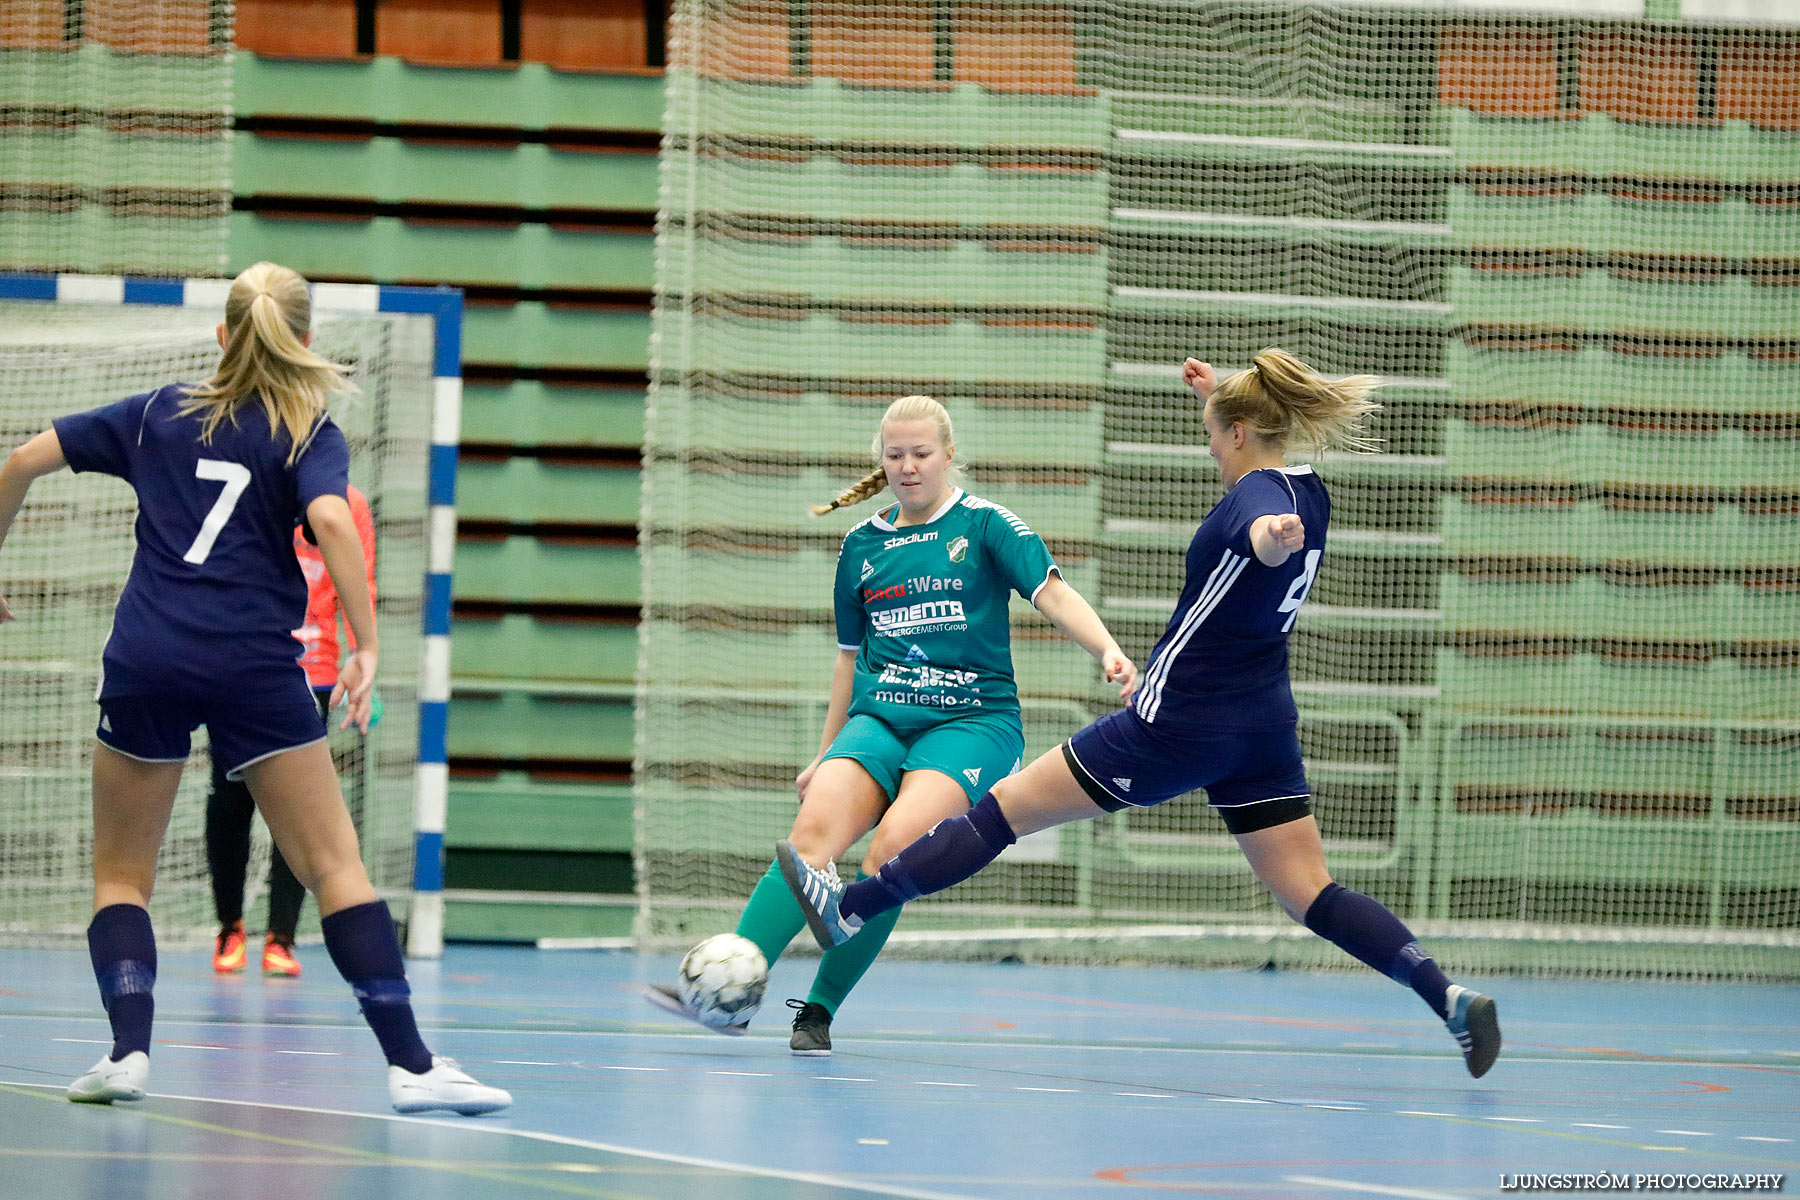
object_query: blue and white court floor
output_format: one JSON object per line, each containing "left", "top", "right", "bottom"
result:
{"left": 1, "top": 944, "right": 1794, "bottom": 1199}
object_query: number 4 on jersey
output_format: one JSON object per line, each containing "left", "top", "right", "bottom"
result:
{"left": 1277, "top": 548, "right": 1321, "bottom": 632}
{"left": 184, "top": 458, "right": 252, "bottom": 564}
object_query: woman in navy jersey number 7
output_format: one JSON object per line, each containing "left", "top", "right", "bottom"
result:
{"left": 0, "top": 262, "right": 509, "bottom": 1114}
{"left": 781, "top": 350, "right": 1503, "bottom": 1079}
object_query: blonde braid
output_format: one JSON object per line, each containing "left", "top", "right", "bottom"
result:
{"left": 811, "top": 467, "right": 888, "bottom": 517}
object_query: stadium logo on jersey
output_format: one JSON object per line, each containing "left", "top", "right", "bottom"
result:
{"left": 947, "top": 536, "right": 968, "bottom": 563}
{"left": 1112, "top": 777, "right": 1132, "bottom": 793}
{"left": 883, "top": 530, "right": 939, "bottom": 549}
{"left": 860, "top": 559, "right": 874, "bottom": 582}
{"left": 905, "top": 644, "right": 929, "bottom": 662}
{"left": 963, "top": 768, "right": 982, "bottom": 788}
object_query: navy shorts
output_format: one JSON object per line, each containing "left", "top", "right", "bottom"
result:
{"left": 96, "top": 666, "right": 328, "bottom": 781}
{"left": 1062, "top": 706, "right": 1311, "bottom": 835}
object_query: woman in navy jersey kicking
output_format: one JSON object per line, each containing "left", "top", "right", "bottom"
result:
{"left": 0, "top": 262, "right": 510, "bottom": 1113}
{"left": 780, "top": 350, "right": 1502, "bottom": 1078}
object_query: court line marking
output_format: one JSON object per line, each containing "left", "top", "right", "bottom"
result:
{"left": 16, "top": 1021, "right": 1792, "bottom": 1153}
{"left": 0, "top": 1078, "right": 977, "bottom": 1200}
{"left": 6, "top": 1013, "right": 1790, "bottom": 1074}
{"left": 1287, "top": 1174, "right": 1464, "bottom": 1200}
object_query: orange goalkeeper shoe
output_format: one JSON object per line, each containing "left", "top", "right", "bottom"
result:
{"left": 212, "top": 921, "right": 247, "bottom": 974}
{"left": 262, "top": 935, "right": 302, "bottom": 978}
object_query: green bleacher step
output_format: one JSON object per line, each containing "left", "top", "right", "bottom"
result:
{"left": 230, "top": 214, "right": 653, "bottom": 291}
{"left": 1110, "top": 91, "right": 1438, "bottom": 149}
{"left": 462, "top": 380, "right": 645, "bottom": 449}
{"left": 1, "top": 211, "right": 228, "bottom": 276}
{"left": 1450, "top": 109, "right": 1800, "bottom": 184}
{"left": 235, "top": 53, "right": 663, "bottom": 132}
{"left": 662, "top": 157, "right": 1106, "bottom": 227}
{"left": 454, "top": 614, "right": 637, "bottom": 683}
{"left": 656, "top": 392, "right": 1102, "bottom": 468}
{"left": 457, "top": 458, "right": 640, "bottom": 526}
{"left": 235, "top": 133, "right": 658, "bottom": 213}
{"left": 665, "top": 75, "right": 1108, "bottom": 148}
{"left": 1446, "top": 419, "right": 1800, "bottom": 491}
{"left": 1449, "top": 189, "right": 1800, "bottom": 259}
{"left": 455, "top": 536, "right": 638, "bottom": 606}
{"left": 442, "top": 891, "right": 636, "bottom": 943}
{"left": 2, "top": 44, "right": 229, "bottom": 112}
{"left": 1449, "top": 267, "right": 1796, "bottom": 341}
{"left": 662, "top": 229, "right": 1106, "bottom": 307}
{"left": 1447, "top": 344, "right": 1800, "bottom": 414}
{"left": 448, "top": 683, "right": 634, "bottom": 761}
{"left": 1435, "top": 649, "right": 1799, "bottom": 721}
{"left": 1440, "top": 499, "right": 1800, "bottom": 569}
{"left": 464, "top": 303, "right": 651, "bottom": 371}
{"left": 1430, "top": 809, "right": 1791, "bottom": 896}
{"left": 448, "top": 776, "right": 632, "bottom": 852}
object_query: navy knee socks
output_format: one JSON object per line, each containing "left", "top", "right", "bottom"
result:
{"left": 842, "top": 792, "right": 1018, "bottom": 924}
{"left": 1303, "top": 882, "right": 1451, "bottom": 1017}
{"left": 321, "top": 900, "right": 433, "bottom": 1074}
{"left": 89, "top": 904, "right": 157, "bottom": 1062}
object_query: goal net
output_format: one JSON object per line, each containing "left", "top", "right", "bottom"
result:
{"left": 0, "top": 1, "right": 234, "bottom": 277}
{"left": 0, "top": 291, "right": 434, "bottom": 946}
{"left": 640, "top": 1, "right": 1799, "bottom": 978}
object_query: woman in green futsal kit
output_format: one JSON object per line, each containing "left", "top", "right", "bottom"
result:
{"left": 645, "top": 393, "right": 1134, "bottom": 1054}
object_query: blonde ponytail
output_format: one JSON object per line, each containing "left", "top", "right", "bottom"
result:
{"left": 180, "top": 262, "right": 355, "bottom": 464}
{"left": 1209, "top": 348, "right": 1382, "bottom": 456}
{"left": 810, "top": 393, "right": 964, "bottom": 517}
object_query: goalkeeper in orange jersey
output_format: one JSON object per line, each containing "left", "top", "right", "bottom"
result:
{"left": 207, "top": 483, "right": 377, "bottom": 979}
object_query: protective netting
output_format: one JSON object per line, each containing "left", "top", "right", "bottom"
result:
{"left": 641, "top": 1, "right": 1800, "bottom": 977}
{"left": 0, "top": 299, "right": 434, "bottom": 946}
{"left": 0, "top": 1, "right": 234, "bottom": 276}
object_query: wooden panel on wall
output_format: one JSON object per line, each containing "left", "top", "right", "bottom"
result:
{"left": 84, "top": 0, "right": 219, "bottom": 51}
{"left": 521, "top": 0, "right": 646, "bottom": 71}
{"left": 955, "top": 4, "right": 1078, "bottom": 93}
{"left": 0, "top": 0, "right": 63, "bottom": 49}
{"left": 812, "top": 1, "right": 935, "bottom": 87}
{"left": 1718, "top": 35, "right": 1800, "bottom": 132}
{"left": 235, "top": 0, "right": 357, "bottom": 59}
{"left": 1438, "top": 24, "right": 1563, "bottom": 117}
{"left": 704, "top": 0, "right": 790, "bottom": 80}
{"left": 1580, "top": 29, "right": 1702, "bottom": 123}
{"left": 377, "top": 0, "right": 502, "bottom": 67}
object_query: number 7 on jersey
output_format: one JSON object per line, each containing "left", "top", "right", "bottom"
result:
{"left": 184, "top": 459, "right": 252, "bottom": 564}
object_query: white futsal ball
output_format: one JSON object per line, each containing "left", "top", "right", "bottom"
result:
{"left": 677, "top": 933, "right": 769, "bottom": 1031}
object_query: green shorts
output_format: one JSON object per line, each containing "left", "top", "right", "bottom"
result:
{"left": 823, "top": 712, "right": 1024, "bottom": 805}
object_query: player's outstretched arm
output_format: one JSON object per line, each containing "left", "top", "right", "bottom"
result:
{"left": 1249, "top": 512, "right": 1306, "bottom": 567}
{"left": 1032, "top": 573, "right": 1137, "bottom": 699}
{"left": 308, "top": 493, "right": 379, "bottom": 731}
{"left": 0, "top": 429, "right": 70, "bottom": 622}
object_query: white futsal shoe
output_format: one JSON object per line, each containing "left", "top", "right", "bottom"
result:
{"left": 67, "top": 1051, "right": 148, "bottom": 1104}
{"left": 388, "top": 1056, "right": 512, "bottom": 1115}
